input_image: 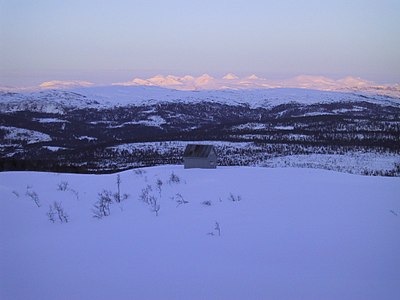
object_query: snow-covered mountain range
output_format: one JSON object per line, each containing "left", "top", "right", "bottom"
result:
{"left": 2, "top": 74, "right": 400, "bottom": 97}
{"left": 1, "top": 86, "right": 399, "bottom": 114}
{"left": 112, "top": 74, "right": 400, "bottom": 97}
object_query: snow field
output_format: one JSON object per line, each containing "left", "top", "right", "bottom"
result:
{"left": 0, "top": 166, "right": 399, "bottom": 300}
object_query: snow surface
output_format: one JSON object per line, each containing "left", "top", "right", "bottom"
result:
{"left": 274, "top": 125, "right": 295, "bottom": 130}
{"left": 123, "top": 115, "right": 167, "bottom": 128}
{"left": 1, "top": 166, "right": 399, "bottom": 300}
{"left": 233, "top": 123, "right": 268, "bottom": 130}
{"left": 42, "top": 146, "right": 68, "bottom": 152}
{"left": 33, "top": 118, "right": 69, "bottom": 123}
{"left": 77, "top": 136, "right": 97, "bottom": 141}
{"left": 106, "top": 116, "right": 167, "bottom": 128}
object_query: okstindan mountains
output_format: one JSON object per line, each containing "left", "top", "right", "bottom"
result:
{"left": 1, "top": 79, "right": 399, "bottom": 175}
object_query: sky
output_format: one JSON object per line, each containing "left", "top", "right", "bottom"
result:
{"left": 1, "top": 0, "right": 399, "bottom": 86}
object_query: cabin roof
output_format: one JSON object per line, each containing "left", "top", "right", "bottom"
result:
{"left": 183, "top": 144, "right": 214, "bottom": 158}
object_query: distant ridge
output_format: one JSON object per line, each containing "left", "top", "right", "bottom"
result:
{"left": 2, "top": 74, "right": 399, "bottom": 98}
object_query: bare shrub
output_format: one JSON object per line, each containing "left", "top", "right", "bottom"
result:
{"left": 113, "top": 191, "right": 128, "bottom": 203}
{"left": 202, "top": 200, "right": 212, "bottom": 206}
{"left": 47, "top": 205, "right": 56, "bottom": 223}
{"left": 139, "top": 185, "right": 153, "bottom": 204}
{"left": 47, "top": 202, "right": 68, "bottom": 223}
{"left": 208, "top": 221, "right": 221, "bottom": 236}
{"left": 57, "top": 181, "right": 69, "bottom": 191}
{"left": 57, "top": 181, "right": 79, "bottom": 200}
{"left": 228, "top": 193, "right": 242, "bottom": 202}
{"left": 54, "top": 201, "right": 69, "bottom": 223}
{"left": 169, "top": 172, "right": 180, "bottom": 184}
{"left": 12, "top": 191, "right": 19, "bottom": 198}
{"left": 93, "top": 190, "right": 113, "bottom": 219}
{"left": 115, "top": 174, "right": 121, "bottom": 203}
{"left": 175, "top": 193, "right": 189, "bottom": 207}
{"left": 69, "top": 188, "right": 79, "bottom": 200}
{"left": 134, "top": 169, "right": 146, "bottom": 176}
{"left": 26, "top": 188, "right": 40, "bottom": 207}
{"left": 148, "top": 195, "right": 160, "bottom": 216}
{"left": 215, "top": 222, "right": 221, "bottom": 236}
{"left": 156, "top": 179, "right": 163, "bottom": 197}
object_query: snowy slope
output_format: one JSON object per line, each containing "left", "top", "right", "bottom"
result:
{"left": 0, "top": 126, "right": 52, "bottom": 144}
{"left": 1, "top": 166, "right": 399, "bottom": 300}
{"left": 1, "top": 86, "right": 399, "bottom": 112}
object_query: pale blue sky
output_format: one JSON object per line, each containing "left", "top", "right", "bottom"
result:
{"left": 1, "top": 0, "right": 399, "bottom": 85}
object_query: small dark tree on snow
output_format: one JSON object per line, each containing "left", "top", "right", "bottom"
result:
{"left": 54, "top": 201, "right": 69, "bottom": 223}
{"left": 215, "top": 222, "right": 221, "bottom": 236}
{"left": 57, "top": 181, "right": 69, "bottom": 191}
{"left": 93, "top": 190, "right": 113, "bottom": 219}
{"left": 156, "top": 179, "right": 163, "bottom": 197}
{"left": 202, "top": 200, "right": 212, "bottom": 206}
{"left": 69, "top": 188, "right": 79, "bottom": 200}
{"left": 26, "top": 188, "right": 40, "bottom": 207}
{"left": 134, "top": 169, "right": 146, "bottom": 176}
{"left": 57, "top": 181, "right": 79, "bottom": 200}
{"left": 207, "top": 221, "right": 221, "bottom": 236}
{"left": 47, "top": 202, "right": 68, "bottom": 223}
{"left": 114, "top": 174, "right": 121, "bottom": 203}
{"left": 148, "top": 195, "right": 160, "bottom": 216}
{"left": 139, "top": 185, "right": 153, "bottom": 204}
{"left": 47, "top": 205, "right": 56, "bottom": 223}
{"left": 169, "top": 172, "right": 180, "bottom": 184}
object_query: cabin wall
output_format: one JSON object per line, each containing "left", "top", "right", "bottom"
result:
{"left": 208, "top": 152, "right": 217, "bottom": 168}
{"left": 183, "top": 157, "right": 217, "bottom": 169}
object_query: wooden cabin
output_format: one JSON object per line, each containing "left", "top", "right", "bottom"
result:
{"left": 183, "top": 144, "right": 217, "bottom": 169}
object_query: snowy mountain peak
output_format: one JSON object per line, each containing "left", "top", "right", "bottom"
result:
{"left": 39, "top": 80, "right": 94, "bottom": 89}
{"left": 247, "top": 74, "right": 260, "bottom": 80}
{"left": 337, "top": 76, "right": 372, "bottom": 87}
{"left": 195, "top": 74, "right": 214, "bottom": 84}
{"left": 107, "top": 74, "right": 400, "bottom": 97}
{"left": 223, "top": 73, "right": 239, "bottom": 80}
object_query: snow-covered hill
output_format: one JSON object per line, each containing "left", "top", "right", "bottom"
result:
{"left": 1, "top": 86, "right": 399, "bottom": 113}
{"left": 73, "top": 86, "right": 400, "bottom": 108}
{"left": 1, "top": 86, "right": 399, "bottom": 174}
{"left": 1, "top": 166, "right": 399, "bottom": 299}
